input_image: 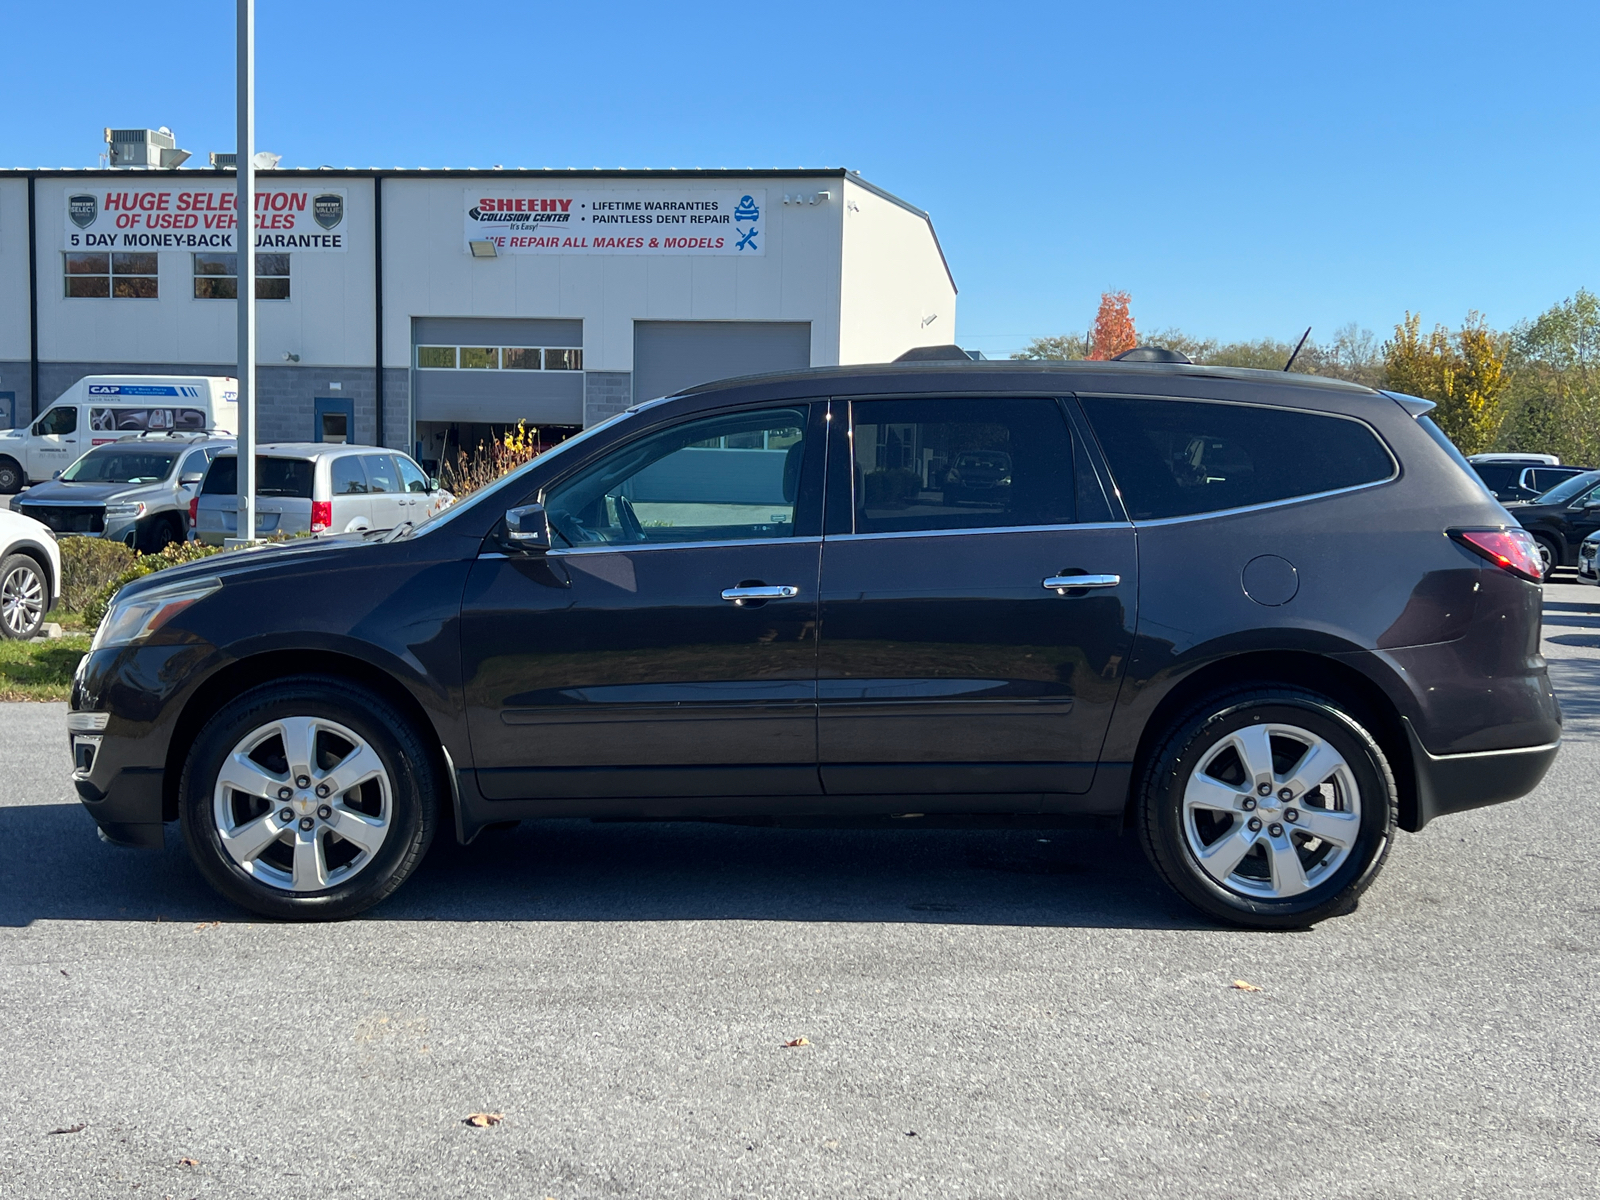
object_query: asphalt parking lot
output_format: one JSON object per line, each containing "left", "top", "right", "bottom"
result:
{"left": 1, "top": 585, "right": 1597, "bottom": 1199}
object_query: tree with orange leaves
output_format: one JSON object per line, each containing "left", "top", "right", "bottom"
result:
{"left": 1086, "top": 291, "right": 1137, "bottom": 360}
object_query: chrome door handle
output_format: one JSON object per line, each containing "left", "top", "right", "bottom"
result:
{"left": 1043, "top": 573, "right": 1120, "bottom": 594}
{"left": 721, "top": 585, "right": 800, "bottom": 603}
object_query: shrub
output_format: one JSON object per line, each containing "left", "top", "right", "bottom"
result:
{"left": 439, "top": 421, "right": 556, "bottom": 498}
{"left": 58, "top": 538, "right": 138, "bottom": 613}
{"left": 82, "top": 541, "right": 227, "bottom": 630}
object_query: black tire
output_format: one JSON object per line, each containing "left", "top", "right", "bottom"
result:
{"left": 0, "top": 458, "right": 21, "bottom": 494}
{"left": 1533, "top": 534, "right": 1560, "bottom": 582}
{"left": 1137, "top": 686, "right": 1396, "bottom": 929}
{"left": 0, "top": 552, "right": 48, "bottom": 640}
{"left": 137, "top": 515, "right": 180, "bottom": 555}
{"left": 180, "top": 677, "right": 439, "bottom": 920}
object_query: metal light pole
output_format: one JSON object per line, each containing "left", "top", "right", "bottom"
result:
{"left": 231, "top": 0, "right": 257, "bottom": 546}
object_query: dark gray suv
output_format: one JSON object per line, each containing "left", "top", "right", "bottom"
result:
{"left": 68, "top": 360, "right": 1560, "bottom": 927}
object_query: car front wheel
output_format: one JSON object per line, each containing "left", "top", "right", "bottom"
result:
{"left": 180, "top": 678, "right": 438, "bottom": 920}
{"left": 1138, "top": 687, "right": 1396, "bottom": 928}
{"left": 0, "top": 553, "right": 47, "bottom": 640}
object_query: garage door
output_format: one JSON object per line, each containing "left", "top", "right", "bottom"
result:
{"left": 633, "top": 321, "right": 811, "bottom": 405}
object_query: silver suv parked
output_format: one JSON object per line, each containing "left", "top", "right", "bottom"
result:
{"left": 15, "top": 433, "right": 233, "bottom": 553}
{"left": 193, "top": 444, "right": 453, "bottom": 545}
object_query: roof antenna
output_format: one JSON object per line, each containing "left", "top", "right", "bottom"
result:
{"left": 1283, "top": 327, "right": 1312, "bottom": 372}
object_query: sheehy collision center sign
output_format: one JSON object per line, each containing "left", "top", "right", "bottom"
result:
{"left": 464, "top": 188, "right": 764, "bottom": 256}
{"left": 63, "top": 187, "right": 349, "bottom": 252}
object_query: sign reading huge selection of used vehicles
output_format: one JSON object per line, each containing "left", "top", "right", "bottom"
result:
{"left": 464, "top": 188, "right": 764, "bottom": 256}
{"left": 64, "top": 187, "right": 349, "bottom": 252}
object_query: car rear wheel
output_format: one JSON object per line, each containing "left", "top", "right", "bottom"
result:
{"left": 138, "top": 515, "right": 180, "bottom": 555}
{"left": 1137, "top": 687, "right": 1396, "bottom": 929}
{"left": 0, "top": 458, "right": 21, "bottom": 495}
{"left": 0, "top": 553, "right": 47, "bottom": 640}
{"left": 180, "top": 677, "right": 438, "bottom": 920}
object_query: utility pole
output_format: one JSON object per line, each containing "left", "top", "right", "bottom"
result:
{"left": 230, "top": 0, "right": 257, "bottom": 546}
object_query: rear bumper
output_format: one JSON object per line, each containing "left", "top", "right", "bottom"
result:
{"left": 1403, "top": 717, "right": 1559, "bottom": 830}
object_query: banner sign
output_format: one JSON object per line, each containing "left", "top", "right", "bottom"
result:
{"left": 63, "top": 187, "right": 349, "bottom": 252}
{"left": 464, "top": 188, "right": 764, "bottom": 256}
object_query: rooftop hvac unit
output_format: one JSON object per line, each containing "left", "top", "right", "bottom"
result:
{"left": 104, "top": 126, "right": 191, "bottom": 169}
{"left": 208, "top": 152, "right": 238, "bottom": 169}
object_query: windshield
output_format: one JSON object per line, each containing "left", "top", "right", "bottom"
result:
{"left": 412, "top": 407, "right": 638, "bottom": 537}
{"left": 1534, "top": 470, "right": 1600, "bottom": 506}
{"left": 60, "top": 447, "right": 179, "bottom": 484}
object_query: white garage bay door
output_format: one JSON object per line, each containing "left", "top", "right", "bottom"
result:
{"left": 632, "top": 321, "right": 812, "bottom": 405}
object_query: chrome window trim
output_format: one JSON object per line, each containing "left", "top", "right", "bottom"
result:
{"left": 1125, "top": 477, "right": 1398, "bottom": 527}
{"left": 546, "top": 535, "right": 822, "bottom": 557}
{"left": 827, "top": 522, "right": 1130, "bottom": 543}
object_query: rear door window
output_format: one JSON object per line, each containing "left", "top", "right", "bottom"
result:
{"left": 847, "top": 397, "right": 1075, "bottom": 534}
{"left": 360, "top": 455, "right": 397, "bottom": 494}
{"left": 1078, "top": 396, "right": 1395, "bottom": 521}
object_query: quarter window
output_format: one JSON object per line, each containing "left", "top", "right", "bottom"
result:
{"left": 544, "top": 407, "right": 809, "bottom": 546}
{"left": 848, "top": 397, "right": 1076, "bottom": 534}
{"left": 64, "top": 252, "right": 158, "bottom": 298}
{"left": 1078, "top": 396, "right": 1396, "bottom": 521}
{"left": 193, "top": 253, "right": 291, "bottom": 300}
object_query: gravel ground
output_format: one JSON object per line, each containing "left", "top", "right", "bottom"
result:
{"left": 0, "top": 585, "right": 1596, "bottom": 1199}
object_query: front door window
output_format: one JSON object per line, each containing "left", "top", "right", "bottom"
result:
{"left": 543, "top": 407, "right": 809, "bottom": 547}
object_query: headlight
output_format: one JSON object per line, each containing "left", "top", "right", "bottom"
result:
{"left": 91, "top": 576, "right": 221, "bottom": 652}
{"left": 104, "top": 501, "right": 147, "bottom": 521}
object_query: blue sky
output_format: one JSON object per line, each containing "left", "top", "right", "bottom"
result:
{"left": 4, "top": 0, "right": 1595, "bottom": 357}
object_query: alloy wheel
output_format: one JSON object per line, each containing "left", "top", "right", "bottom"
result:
{"left": 211, "top": 715, "right": 392, "bottom": 892}
{"left": 1181, "top": 722, "right": 1363, "bottom": 899}
{"left": 0, "top": 563, "right": 44, "bottom": 638}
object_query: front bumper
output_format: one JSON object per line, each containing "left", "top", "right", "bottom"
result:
{"left": 1577, "top": 542, "right": 1597, "bottom": 584}
{"left": 1403, "top": 717, "right": 1560, "bottom": 830}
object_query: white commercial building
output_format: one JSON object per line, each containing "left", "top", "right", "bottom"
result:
{"left": 0, "top": 167, "right": 956, "bottom": 467}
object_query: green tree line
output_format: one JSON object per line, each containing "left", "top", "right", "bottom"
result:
{"left": 1014, "top": 290, "right": 1600, "bottom": 460}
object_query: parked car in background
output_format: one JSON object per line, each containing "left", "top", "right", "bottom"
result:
{"left": 944, "top": 449, "right": 1013, "bottom": 508}
{"left": 193, "top": 444, "right": 453, "bottom": 545}
{"left": 1506, "top": 469, "right": 1600, "bottom": 578}
{"left": 16, "top": 434, "right": 233, "bottom": 553}
{"left": 70, "top": 360, "right": 1559, "bottom": 929}
{"left": 0, "top": 376, "right": 237, "bottom": 493}
{"left": 1578, "top": 530, "right": 1600, "bottom": 584}
{"left": 0, "top": 507, "right": 60, "bottom": 640}
{"left": 1467, "top": 454, "right": 1591, "bottom": 504}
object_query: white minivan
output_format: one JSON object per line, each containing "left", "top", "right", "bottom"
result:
{"left": 0, "top": 375, "right": 238, "bottom": 493}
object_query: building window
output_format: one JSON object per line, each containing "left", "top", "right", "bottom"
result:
{"left": 415, "top": 344, "right": 582, "bottom": 371}
{"left": 192, "top": 253, "right": 291, "bottom": 300}
{"left": 64, "top": 251, "right": 158, "bottom": 298}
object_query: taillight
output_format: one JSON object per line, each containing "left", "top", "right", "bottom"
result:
{"left": 188, "top": 496, "right": 199, "bottom": 528}
{"left": 311, "top": 500, "right": 332, "bottom": 533}
{"left": 1449, "top": 527, "right": 1543, "bottom": 583}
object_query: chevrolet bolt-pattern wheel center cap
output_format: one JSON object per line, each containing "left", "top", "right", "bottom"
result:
{"left": 212, "top": 716, "right": 392, "bottom": 893}
{"left": 1181, "top": 722, "right": 1362, "bottom": 899}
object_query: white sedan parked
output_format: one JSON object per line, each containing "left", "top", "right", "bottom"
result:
{"left": 0, "top": 507, "right": 62, "bottom": 639}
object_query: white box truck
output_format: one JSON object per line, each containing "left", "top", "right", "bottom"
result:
{"left": 0, "top": 376, "right": 238, "bottom": 493}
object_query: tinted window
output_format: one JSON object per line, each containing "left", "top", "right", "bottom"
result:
{"left": 1080, "top": 397, "right": 1394, "bottom": 521}
{"left": 849, "top": 397, "right": 1074, "bottom": 534}
{"left": 360, "top": 455, "right": 397, "bottom": 494}
{"left": 545, "top": 407, "right": 808, "bottom": 546}
{"left": 200, "top": 456, "right": 315, "bottom": 499}
{"left": 330, "top": 456, "right": 368, "bottom": 495}
{"left": 61, "top": 448, "right": 179, "bottom": 483}
{"left": 1471, "top": 463, "right": 1516, "bottom": 490}
{"left": 34, "top": 406, "right": 77, "bottom": 436}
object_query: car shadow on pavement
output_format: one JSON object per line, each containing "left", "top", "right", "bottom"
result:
{"left": 0, "top": 803, "right": 1211, "bottom": 931}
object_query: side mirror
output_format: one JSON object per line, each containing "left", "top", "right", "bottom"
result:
{"left": 429, "top": 477, "right": 441, "bottom": 493}
{"left": 180, "top": 472, "right": 205, "bottom": 486}
{"left": 505, "top": 503, "right": 551, "bottom": 552}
